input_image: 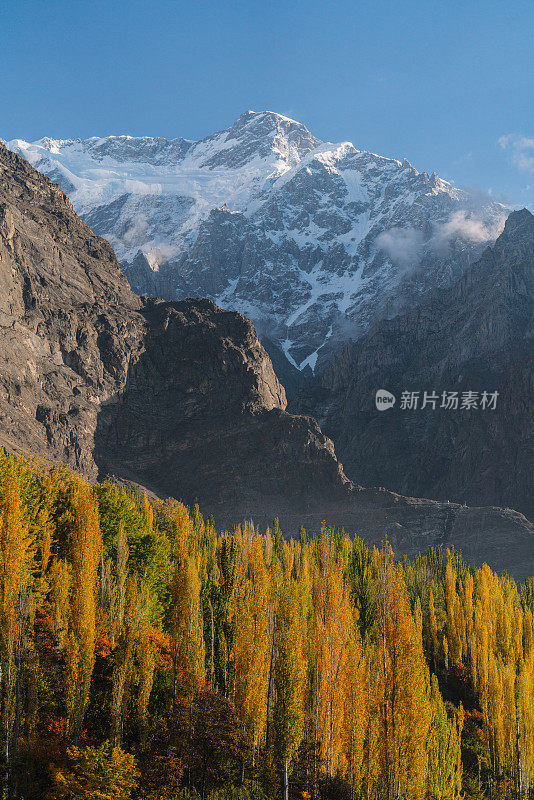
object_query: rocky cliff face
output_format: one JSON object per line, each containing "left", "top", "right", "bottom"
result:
{"left": 295, "top": 209, "right": 534, "bottom": 519}
{"left": 1, "top": 142, "right": 533, "bottom": 578}
{"left": 8, "top": 111, "right": 506, "bottom": 374}
{"left": 0, "top": 142, "right": 142, "bottom": 477}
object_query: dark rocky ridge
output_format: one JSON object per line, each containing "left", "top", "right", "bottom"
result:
{"left": 294, "top": 209, "right": 534, "bottom": 520}
{"left": 1, "top": 142, "right": 533, "bottom": 578}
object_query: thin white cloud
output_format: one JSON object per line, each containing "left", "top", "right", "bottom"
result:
{"left": 430, "top": 211, "right": 506, "bottom": 255}
{"left": 375, "top": 227, "right": 424, "bottom": 269}
{"left": 499, "top": 134, "right": 534, "bottom": 174}
{"left": 145, "top": 242, "right": 180, "bottom": 265}
{"left": 121, "top": 214, "right": 148, "bottom": 247}
{"left": 376, "top": 210, "right": 506, "bottom": 268}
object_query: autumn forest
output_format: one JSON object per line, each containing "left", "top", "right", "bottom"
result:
{"left": 0, "top": 452, "right": 533, "bottom": 800}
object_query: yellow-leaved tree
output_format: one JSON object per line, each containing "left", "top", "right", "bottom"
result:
{"left": 52, "top": 741, "right": 139, "bottom": 800}
{"left": 374, "top": 548, "right": 431, "bottom": 800}
{"left": 168, "top": 500, "right": 204, "bottom": 703}
{"left": 273, "top": 576, "right": 306, "bottom": 800}
{"left": 0, "top": 464, "right": 34, "bottom": 774}
{"left": 65, "top": 477, "right": 102, "bottom": 740}
{"left": 232, "top": 532, "right": 270, "bottom": 761}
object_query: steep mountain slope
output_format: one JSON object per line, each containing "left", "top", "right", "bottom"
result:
{"left": 1, "top": 142, "right": 533, "bottom": 578}
{"left": 295, "top": 209, "right": 534, "bottom": 518}
{"left": 8, "top": 111, "right": 506, "bottom": 372}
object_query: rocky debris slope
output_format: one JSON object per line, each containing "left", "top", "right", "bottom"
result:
{"left": 294, "top": 209, "right": 534, "bottom": 520}
{"left": 0, "top": 143, "right": 533, "bottom": 578}
{"left": 9, "top": 111, "right": 506, "bottom": 374}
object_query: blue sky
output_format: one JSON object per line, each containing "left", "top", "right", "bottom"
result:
{"left": 2, "top": 0, "right": 533, "bottom": 208}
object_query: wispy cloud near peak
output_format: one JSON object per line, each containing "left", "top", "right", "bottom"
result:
{"left": 499, "top": 134, "right": 534, "bottom": 174}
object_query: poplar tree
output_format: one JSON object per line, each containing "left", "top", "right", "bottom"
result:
{"left": 65, "top": 478, "right": 102, "bottom": 740}
{"left": 136, "top": 587, "right": 155, "bottom": 750}
{"left": 0, "top": 466, "right": 34, "bottom": 780}
{"left": 168, "top": 501, "right": 203, "bottom": 703}
{"left": 273, "top": 578, "right": 306, "bottom": 800}
{"left": 313, "top": 531, "right": 355, "bottom": 777}
{"left": 374, "top": 549, "right": 431, "bottom": 800}
{"left": 233, "top": 534, "right": 270, "bottom": 758}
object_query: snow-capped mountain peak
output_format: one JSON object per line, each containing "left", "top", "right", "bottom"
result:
{"left": 8, "top": 112, "right": 507, "bottom": 372}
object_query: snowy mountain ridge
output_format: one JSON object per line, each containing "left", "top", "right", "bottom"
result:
{"left": 8, "top": 111, "right": 508, "bottom": 371}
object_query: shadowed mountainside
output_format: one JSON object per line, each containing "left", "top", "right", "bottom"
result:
{"left": 294, "top": 210, "right": 534, "bottom": 520}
